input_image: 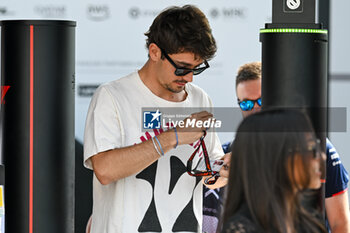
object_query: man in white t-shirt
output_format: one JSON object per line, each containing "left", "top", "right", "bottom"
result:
{"left": 84, "top": 5, "right": 230, "bottom": 233}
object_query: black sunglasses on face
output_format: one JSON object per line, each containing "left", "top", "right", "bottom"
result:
{"left": 308, "top": 139, "right": 322, "bottom": 159}
{"left": 160, "top": 48, "right": 210, "bottom": 76}
{"left": 289, "top": 139, "right": 322, "bottom": 159}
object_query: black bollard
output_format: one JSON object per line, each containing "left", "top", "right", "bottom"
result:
{"left": 0, "top": 20, "right": 76, "bottom": 233}
{"left": 260, "top": 0, "right": 327, "bottom": 218}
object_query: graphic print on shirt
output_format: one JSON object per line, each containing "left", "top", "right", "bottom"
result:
{"left": 136, "top": 129, "right": 202, "bottom": 232}
{"left": 136, "top": 161, "right": 162, "bottom": 232}
{"left": 169, "top": 156, "right": 187, "bottom": 194}
{"left": 172, "top": 164, "right": 202, "bottom": 232}
{"left": 170, "top": 156, "right": 202, "bottom": 231}
{"left": 328, "top": 146, "right": 341, "bottom": 167}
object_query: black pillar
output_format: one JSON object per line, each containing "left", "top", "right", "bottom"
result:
{"left": 260, "top": 0, "right": 328, "bottom": 215}
{"left": 0, "top": 20, "right": 76, "bottom": 233}
{"left": 318, "top": 0, "right": 331, "bottom": 133}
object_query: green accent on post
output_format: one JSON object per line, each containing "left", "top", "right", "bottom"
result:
{"left": 260, "top": 28, "right": 328, "bottom": 34}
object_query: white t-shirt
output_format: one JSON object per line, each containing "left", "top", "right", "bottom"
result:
{"left": 84, "top": 71, "right": 224, "bottom": 233}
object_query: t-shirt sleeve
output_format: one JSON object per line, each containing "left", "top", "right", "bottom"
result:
{"left": 83, "top": 86, "right": 123, "bottom": 170}
{"left": 325, "top": 138, "right": 349, "bottom": 198}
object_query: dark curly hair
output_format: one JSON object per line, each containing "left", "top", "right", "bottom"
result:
{"left": 145, "top": 5, "right": 217, "bottom": 60}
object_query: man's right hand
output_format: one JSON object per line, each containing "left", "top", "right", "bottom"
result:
{"left": 177, "top": 111, "right": 214, "bottom": 145}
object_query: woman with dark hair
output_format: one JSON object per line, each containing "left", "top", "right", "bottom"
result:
{"left": 220, "top": 109, "right": 327, "bottom": 233}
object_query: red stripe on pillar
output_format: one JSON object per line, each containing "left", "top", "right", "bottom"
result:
{"left": 29, "top": 25, "right": 34, "bottom": 233}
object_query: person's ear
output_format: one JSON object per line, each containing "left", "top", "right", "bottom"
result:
{"left": 148, "top": 43, "right": 161, "bottom": 61}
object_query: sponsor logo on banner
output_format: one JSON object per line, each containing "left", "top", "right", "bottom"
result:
{"left": 0, "top": 7, "right": 15, "bottom": 16}
{"left": 210, "top": 8, "right": 220, "bottom": 19}
{"left": 78, "top": 84, "right": 99, "bottom": 97}
{"left": 34, "top": 5, "right": 66, "bottom": 17}
{"left": 129, "top": 7, "right": 140, "bottom": 19}
{"left": 284, "top": 0, "right": 303, "bottom": 13}
{"left": 128, "top": 7, "right": 159, "bottom": 19}
{"left": 87, "top": 5, "right": 110, "bottom": 21}
{"left": 209, "top": 7, "right": 246, "bottom": 19}
{"left": 143, "top": 110, "right": 162, "bottom": 129}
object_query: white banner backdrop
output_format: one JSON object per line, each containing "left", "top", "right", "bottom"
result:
{"left": 1, "top": 0, "right": 349, "bottom": 142}
{"left": 0, "top": 0, "right": 271, "bottom": 143}
{"left": 330, "top": 0, "right": 350, "bottom": 75}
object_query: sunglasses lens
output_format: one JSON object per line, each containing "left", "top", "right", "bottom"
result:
{"left": 193, "top": 67, "right": 205, "bottom": 75}
{"left": 175, "top": 69, "right": 191, "bottom": 76}
{"left": 239, "top": 100, "right": 254, "bottom": 111}
{"left": 257, "top": 98, "right": 262, "bottom": 106}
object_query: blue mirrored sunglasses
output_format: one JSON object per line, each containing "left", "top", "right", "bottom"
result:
{"left": 238, "top": 98, "right": 262, "bottom": 111}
